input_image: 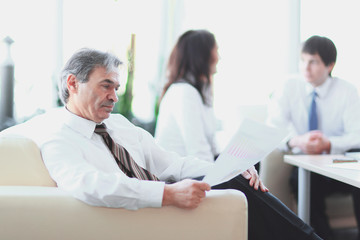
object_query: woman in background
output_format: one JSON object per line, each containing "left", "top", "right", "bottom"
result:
{"left": 155, "top": 30, "right": 219, "bottom": 162}
{"left": 154, "top": 29, "right": 322, "bottom": 240}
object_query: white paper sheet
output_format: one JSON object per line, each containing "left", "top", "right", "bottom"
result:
{"left": 202, "top": 118, "right": 289, "bottom": 186}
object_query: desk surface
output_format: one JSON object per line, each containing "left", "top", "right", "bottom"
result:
{"left": 284, "top": 154, "right": 360, "bottom": 188}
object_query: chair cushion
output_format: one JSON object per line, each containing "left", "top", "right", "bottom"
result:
{"left": 0, "top": 135, "right": 56, "bottom": 186}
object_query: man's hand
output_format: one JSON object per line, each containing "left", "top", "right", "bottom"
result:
{"left": 288, "top": 131, "right": 331, "bottom": 154}
{"left": 241, "top": 166, "right": 268, "bottom": 192}
{"left": 162, "top": 179, "right": 211, "bottom": 209}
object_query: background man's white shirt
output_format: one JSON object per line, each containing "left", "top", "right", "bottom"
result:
{"left": 267, "top": 76, "right": 360, "bottom": 153}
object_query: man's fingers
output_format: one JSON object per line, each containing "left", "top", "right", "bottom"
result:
{"left": 254, "top": 177, "right": 260, "bottom": 190}
{"left": 249, "top": 173, "right": 260, "bottom": 190}
{"left": 308, "top": 130, "right": 323, "bottom": 138}
{"left": 193, "top": 181, "right": 210, "bottom": 191}
{"left": 242, "top": 170, "right": 251, "bottom": 180}
{"left": 190, "top": 181, "right": 210, "bottom": 200}
{"left": 259, "top": 180, "right": 269, "bottom": 192}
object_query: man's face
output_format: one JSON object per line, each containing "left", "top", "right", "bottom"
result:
{"left": 69, "top": 66, "right": 120, "bottom": 123}
{"left": 300, "top": 53, "right": 334, "bottom": 87}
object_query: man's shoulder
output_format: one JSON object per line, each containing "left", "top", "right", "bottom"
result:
{"left": 331, "top": 77, "right": 357, "bottom": 90}
{"left": 105, "top": 113, "right": 138, "bottom": 131}
{"left": 0, "top": 107, "right": 65, "bottom": 145}
{"left": 326, "top": 77, "right": 359, "bottom": 98}
{"left": 108, "top": 113, "right": 132, "bottom": 124}
{"left": 105, "top": 114, "right": 152, "bottom": 142}
{"left": 273, "top": 75, "right": 305, "bottom": 97}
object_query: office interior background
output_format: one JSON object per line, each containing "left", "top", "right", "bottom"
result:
{"left": 1, "top": 0, "right": 360, "bottom": 138}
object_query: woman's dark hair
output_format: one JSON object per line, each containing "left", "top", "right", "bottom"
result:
{"left": 302, "top": 35, "right": 337, "bottom": 76}
{"left": 161, "top": 30, "right": 216, "bottom": 106}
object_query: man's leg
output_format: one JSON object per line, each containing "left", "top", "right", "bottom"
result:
{"left": 310, "top": 173, "right": 360, "bottom": 240}
{"left": 329, "top": 180, "right": 360, "bottom": 240}
{"left": 290, "top": 168, "right": 333, "bottom": 239}
{"left": 309, "top": 173, "right": 334, "bottom": 240}
{"left": 213, "top": 175, "right": 322, "bottom": 240}
{"left": 351, "top": 187, "right": 360, "bottom": 240}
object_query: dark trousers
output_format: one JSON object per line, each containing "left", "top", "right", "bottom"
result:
{"left": 213, "top": 175, "right": 321, "bottom": 240}
{"left": 290, "top": 167, "right": 360, "bottom": 240}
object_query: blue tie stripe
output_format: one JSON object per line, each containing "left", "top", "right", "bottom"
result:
{"left": 309, "top": 91, "right": 318, "bottom": 131}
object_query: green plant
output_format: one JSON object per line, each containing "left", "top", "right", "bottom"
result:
{"left": 113, "top": 34, "right": 136, "bottom": 120}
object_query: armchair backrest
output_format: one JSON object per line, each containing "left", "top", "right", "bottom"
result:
{"left": 0, "top": 135, "right": 56, "bottom": 187}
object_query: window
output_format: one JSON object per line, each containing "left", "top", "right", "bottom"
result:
{"left": 301, "top": 0, "right": 360, "bottom": 90}
{"left": 2, "top": 0, "right": 360, "bottom": 130}
{"left": 0, "top": 0, "right": 57, "bottom": 120}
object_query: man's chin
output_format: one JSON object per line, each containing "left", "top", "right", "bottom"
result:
{"left": 304, "top": 76, "right": 312, "bottom": 82}
{"left": 96, "top": 112, "right": 111, "bottom": 123}
{"left": 103, "top": 112, "right": 111, "bottom": 118}
{"left": 305, "top": 78, "right": 315, "bottom": 85}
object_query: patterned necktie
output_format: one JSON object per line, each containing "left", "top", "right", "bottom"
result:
{"left": 94, "top": 123, "right": 159, "bottom": 181}
{"left": 308, "top": 90, "right": 318, "bottom": 131}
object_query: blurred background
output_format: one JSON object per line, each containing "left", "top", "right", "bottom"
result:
{"left": 1, "top": 0, "right": 360, "bottom": 137}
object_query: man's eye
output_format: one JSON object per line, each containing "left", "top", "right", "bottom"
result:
{"left": 103, "top": 85, "right": 110, "bottom": 89}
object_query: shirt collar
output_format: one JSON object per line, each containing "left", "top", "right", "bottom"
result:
{"left": 63, "top": 107, "right": 98, "bottom": 139}
{"left": 305, "top": 77, "right": 332, "bottom": 98}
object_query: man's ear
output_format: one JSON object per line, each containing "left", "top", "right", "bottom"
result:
{"left": 67, "top": 74, "right": 78, "bottom": 94}
{"left": 327, "top": 62, "right": 335, "bottom": 75}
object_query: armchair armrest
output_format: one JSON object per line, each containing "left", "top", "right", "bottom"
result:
{"left": 0, "top": 186, "right": 247, "bottom": 240}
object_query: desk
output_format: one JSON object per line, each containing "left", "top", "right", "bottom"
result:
{"left": 284, "top": 154, "right": 360, "bottom": 224}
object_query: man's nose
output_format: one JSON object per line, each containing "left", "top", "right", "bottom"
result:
{"left": 109, "top": 89, "right": 118, "bottom": 103}
{"left": 301, "top": 62, "right": 310, "bottom": 72}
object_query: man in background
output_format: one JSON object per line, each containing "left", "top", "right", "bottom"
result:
{"left": 267, "top": 35, "right": 360, "bottom": 240}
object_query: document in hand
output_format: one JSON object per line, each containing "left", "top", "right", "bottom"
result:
{"left": 203, "top": 118, "right": 289, "bottom": 186}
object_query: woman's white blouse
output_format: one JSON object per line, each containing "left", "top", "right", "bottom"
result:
{"left": 155, "top": 83, "right": 218, "bottom": 162}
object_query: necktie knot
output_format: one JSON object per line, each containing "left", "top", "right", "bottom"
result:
{"left": 312, "top": 90, "right": 317, "bottom": 98}
{"left": 95, "top": 123, "right": 108, "bottom": 136}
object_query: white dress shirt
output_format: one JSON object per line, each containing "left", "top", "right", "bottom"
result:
{"left": 2, "top": 107, "right": 213, "bottom": 210}
{"left": 267, "top": 76, "right": 360, "bottom": 154}
{"left": 155, "top": 82, "right": 219, "bottom": 162}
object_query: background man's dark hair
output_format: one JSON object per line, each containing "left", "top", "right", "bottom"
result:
{"left": 302, "top": 36, "right": 337, "bottom": 76}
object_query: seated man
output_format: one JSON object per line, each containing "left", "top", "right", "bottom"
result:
{"left": 267, "top": 35, "right": 360, "bottom": 240}
{"left": 3, "top": 48, "right": 321, "bottom": 240}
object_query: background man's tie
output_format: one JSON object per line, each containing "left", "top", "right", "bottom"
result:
{"left": 309, "top": 90, "right": 318, "bottom": 131}
{"left": 95, "top": 123, "right": 159, "bottom": 181}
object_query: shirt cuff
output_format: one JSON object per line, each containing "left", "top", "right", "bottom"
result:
{"left": 137, "top": 180, "right": 166, "bottom": 209}
{"left": 328, "top": 137, "right": 342, "bottom": 154}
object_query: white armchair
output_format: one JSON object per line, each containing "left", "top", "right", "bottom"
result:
{"left": 0, "top": 135, "right": 248, "bottom": 240}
